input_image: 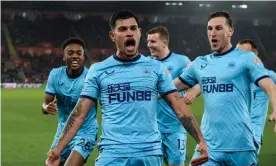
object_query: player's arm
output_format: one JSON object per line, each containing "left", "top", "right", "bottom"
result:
{"left": 43, "top": 69, "right": 57, "bottom": 115}
{"left": 183, "top": 84, "right": 201, "bottom": 105}
{"left": 55, "top": 98, "right": 95, "bottom": 153}
{"left": 41, "top": 93, "right": 57, "bottom": 115}
{"left": 174, "top": 77, "right": 191, "bottom": 91}
{"left": 164, "top": 92, "right": 204, "bottom": 144}
{"left": 258, "top": 78, "right": 276, "bottom": 128}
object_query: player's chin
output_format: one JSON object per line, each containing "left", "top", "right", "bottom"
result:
{"left": 125, "top": 50, "right": 138, "bottom": 58}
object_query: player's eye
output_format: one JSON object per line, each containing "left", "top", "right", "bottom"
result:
{"left": 207, "top": 26, "right": 212, "bottom": 31}
{"left": 118, "top": 27, "right": 127, "bottom": 32}
{"left": 216, "top": 26, "right": 222, "bottom": 30}
{"left": 130, "top": 26, "right": 137, "bottom": 31}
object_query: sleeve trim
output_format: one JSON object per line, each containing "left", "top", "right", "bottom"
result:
{"left": 80, "top": 95, "right": 97, "bottom": 103}
{"left": 255, "top": 75, "right": 269, "bottom": 86}
{"left": 178, "top": 76, "right": 195, "bottom": 88}
{"left": 45, "top": 92, "right": 56, "bottom": 96}
{"left": 161, "top": 89, "right": 178, "bottom": 98}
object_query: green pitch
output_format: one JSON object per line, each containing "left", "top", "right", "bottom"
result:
{"left": 2, "top": 88, "right": 276, "bottom": 166}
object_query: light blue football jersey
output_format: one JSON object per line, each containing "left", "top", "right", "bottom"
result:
{"left": 45, "top": 66, "right": 98, "bottom": 140}
{"left": 155, "top": 52, "right": 191, "bottom": 133}
{"left": 179, "top": 47, "right": 269, "bottom": 151}
{"left": 80, "top": 53, "right": 177, "bottom": 157}
{"left": 251, "top": 69, "right": 276, "bottom": 144}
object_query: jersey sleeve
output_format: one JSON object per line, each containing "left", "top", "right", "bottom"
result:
{"left": 80, "top": 64, "right": 99, "bottom": 102}
{"left": 179, "top": 56, "right": 191, "bottom": 75}
{"left": 45, "top": 69, "right": 56, "bottom": 96}
{"left": 268, "top": 70, "right": 276, "bottom": 84}
{"left": 244, "top": 53, "right": 269, "bottom": 86}
{"left": 178, "top": 59, "right": 198, "bottom": 88}
{"left": 157, "top": 62, "right": 178, "bottom": 97}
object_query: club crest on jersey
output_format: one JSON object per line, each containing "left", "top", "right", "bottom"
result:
{"left": 144, "top": 68, "right": 151, "bottom": 74}
{"left": 228, "top": 61, "right": 236, "bottom": 68}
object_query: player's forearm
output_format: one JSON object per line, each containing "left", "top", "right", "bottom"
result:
{"left": 267, "top": 85, "right": 276, "bottom": 112}
{"left": 174, "top": 78, "right": 191, "bottom": 91}
{"left": 165, "top": 93, "right": 204, "bottom": 143}
{"left": 54, "top": 98, "right": 88, "bottom": 153}
{"left": 190, "top": 84, "right": 201, "bottom": 97}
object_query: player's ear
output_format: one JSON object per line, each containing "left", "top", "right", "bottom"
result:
{"left": 228, "top": 27, "right": 234, "bottom": 37}
{"left": 109, "top": 31, "right": 115, "bottom": 42}
{"left": 163, "top": 40, "right": 168, "bottom": 47}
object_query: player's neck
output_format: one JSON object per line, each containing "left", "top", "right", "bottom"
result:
{"left": 66, "top": 67, "right": 84, "bottom": 78}
{"left": 215, "top": 43, "right": 233, "bottom": 55}
{"left": 157, "top": 48, "right": 170, "bottom": 60}
{"left": 116, "top": 50, "right": 139, "bottom": 60}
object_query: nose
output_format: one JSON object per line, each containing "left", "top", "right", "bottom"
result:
{"left": 126, "top": 28, "right": 134, "bottom": 37}
{"left": 210, "top": 29, "right": 217, "bottom": 37}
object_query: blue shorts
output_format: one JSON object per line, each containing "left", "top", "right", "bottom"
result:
{"left": 161, "top": 132, "right": 187, "bottom": 164}
{"left": 191, "top": 150, "right": 258, "bottom": 166}
{"left": 50, "top": 135, "right": 97, "bottom": 162}
{"left": 95, "top": 155, "right": 162, "bottom": 166}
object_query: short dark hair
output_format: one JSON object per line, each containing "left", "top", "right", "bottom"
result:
{"left": 146, "top": 26, "right": 170, "bottom": 43}
{"left": 62, "top": 37, "right": 85, "bottom": 50}
{"left": 208, "top": 11, "right": 233, "bottom": 28}
{"left": 109, "top": 10, "right": 139, "bottom": 30}
{"left": 238, "top": 39, "right": 258, "bottom": 50}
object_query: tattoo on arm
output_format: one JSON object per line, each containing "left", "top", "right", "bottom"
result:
{"left": 179, "top": 115, "right": 200, "bottom": 142}
{"left": 166, "top": 93, "right": 201, "bottom": 143}
{"left": 57, "top": 98, "right": 85, "bottom": 147}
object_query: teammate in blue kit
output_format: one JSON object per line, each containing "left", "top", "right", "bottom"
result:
{"left": 237, "top": 39, "right": 276, "bottom": 153}
{"left": 147, "top": 26, "right": 200, "bottom": 166}
{"left": 46, "top": 10, "right": 209, "bottom": 166}
{"left": 43, "top": 37, "right": 98, "bottom": 166}
{"left": 173, "top": 11, "right": 276, "bottom": 165}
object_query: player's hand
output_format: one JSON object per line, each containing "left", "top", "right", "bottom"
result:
{"left": 190, "top": 141, "right": 209, "bottom": 166}
{"left": 45, "top": 149, "right": 60, "bottom": 166}
{"left": 183, "top": 92, "right": 196, "bottom": 105}
{"left": 268, "top": 110, "right": 276, "bottom": 133}
{"left": 44, "top": 99, "right": 58, "bottom": 115}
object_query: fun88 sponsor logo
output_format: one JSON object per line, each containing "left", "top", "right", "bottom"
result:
{"left": 108, "top": 82, "right": 152, "bottom": 104}
{"left": 202, "top": 77, "right": 234, "bottom": 94}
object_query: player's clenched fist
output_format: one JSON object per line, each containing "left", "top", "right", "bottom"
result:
{"left": 191, "top": 141, "right": 209, "bottom": 166}
{"left": 45, "top": 150, "right": 61, "bottom": 166}
{"left": 42, "top": 99, "right": 58, "bottom": 115}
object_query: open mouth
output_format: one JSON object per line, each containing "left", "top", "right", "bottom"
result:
{"left": 71, "top": 60, "right": 79, "bottom": 67}
{"left": 125, "top": 39, "right": 136, "bottom": 52}
{"left": 211, "top": 39, "right": 218, "bottom": 44}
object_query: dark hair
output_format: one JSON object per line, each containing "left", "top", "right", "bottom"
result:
{"left": 62, "top": 37, "right": 85, "bottom": 50}
{"left": 238, "top": 39, "right": 258, "bottom": 50}
{"left": 146, "top": 26, "right": 170, "bottom": 43}
{"left": 208, "top": 11, "right": 233, "bottom": 28}
{"left": 109, "top": 10, "right": 139, "bottom": 30}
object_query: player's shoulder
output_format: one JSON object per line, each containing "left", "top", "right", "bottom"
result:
{"left": 235, "top": 48, "right": 258, "bottom": 59}
{"left": 49, "top": 66, "right": 67, "bottom": 76}
{"left": 88, "top": 56, "right": 114, "bottom": 71}
{"left": 171, "top": 52, "right": 190, "bottom": 61}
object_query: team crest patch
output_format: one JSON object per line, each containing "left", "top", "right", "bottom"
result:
{"left": 228, "top": 61, "right": 236, "bottom": 68}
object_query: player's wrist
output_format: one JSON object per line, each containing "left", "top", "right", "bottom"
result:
{"left": 42, "top": 103, "right": 49, "bottom": 114}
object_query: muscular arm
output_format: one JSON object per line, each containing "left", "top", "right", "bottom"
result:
{"left": 42, "top": 94, "right": 55, "bottom": 114}
{"left": 164, "top": 92, "right": 204, "bottom": 143}
{"left": 258, "top": 77, "right": 276, "bottom": 112}
{"left": 174, "top": 77, "right": 191, "bottom": 91}
{"left": 54, "top": 98, "right": 95, "bottom": 153}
